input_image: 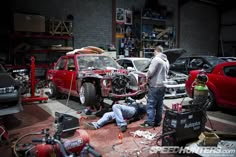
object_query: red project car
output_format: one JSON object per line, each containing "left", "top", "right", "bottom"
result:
{"left": 46, "top": 46, "right": 147, "bottom": 107}
{"left": 185, "top": 61, "right": 236, "bottom": 110}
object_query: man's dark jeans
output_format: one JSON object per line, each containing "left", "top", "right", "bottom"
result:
{"left": 146, "top": 86, "right": 166, "bottom": 125}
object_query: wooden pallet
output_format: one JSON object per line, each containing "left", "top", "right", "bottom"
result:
{"left": 49, "top": 18, "right": 73, "bottom": 36}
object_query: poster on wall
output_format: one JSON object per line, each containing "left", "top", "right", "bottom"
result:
{"left": 125, "top": 10, "right": 132, "bottom": 25}
{"left": 116, "top": 8, "right": 125, "bottom": 24}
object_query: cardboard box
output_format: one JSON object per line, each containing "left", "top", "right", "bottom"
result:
{"left": 14, "top": 13, "right": 45, "bottom": 32}
{"left": 199, "top": 132, "right": 220, "bottom": 146}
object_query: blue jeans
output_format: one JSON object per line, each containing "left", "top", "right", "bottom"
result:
{"left": 146, "top": 87, "right": 165, "bottom": 125}
{"left": 92, "top": 104, "right": 136, "bottom": 128}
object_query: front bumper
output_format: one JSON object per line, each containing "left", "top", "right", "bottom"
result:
{"left": 0, "top": 91, "right": 19, "bottom": 102}
{"left": 0, "top": 90, "right": 23, "bottom": 116}
{"left": 165, "top": 84, "right": 186, "bottom": 98}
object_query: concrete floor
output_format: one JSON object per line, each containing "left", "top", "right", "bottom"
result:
{"left": 1, "top": 97, "right": 236, "bottom": 157}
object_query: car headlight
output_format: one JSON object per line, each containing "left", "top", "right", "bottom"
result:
{"left": 102, "top": 79, "right": 111, "bottom": 87}
{"left": 102, "top": 80, "right": 108, "bottom": 87}
{"left": 165, "top": 80, "right": 178, "bottom": 85}
{"left": 0, "top": 86, "right": 15, "bottom": 94}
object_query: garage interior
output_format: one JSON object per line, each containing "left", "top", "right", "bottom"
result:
{"left": 0, "top": 0, "right": 236, "bottom": 157}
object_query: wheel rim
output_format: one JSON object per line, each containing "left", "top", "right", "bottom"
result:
{"left": 48, "top": 82, "right": 54, "bottom": 96}
{"left": 206, "top": 91, "right": 214, "bottom": 109}
{"left": 79, "top": 86, "right": 85, "bottom": 104}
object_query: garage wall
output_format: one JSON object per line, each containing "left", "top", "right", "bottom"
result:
{"left": 116, "top": 0, "right": 178, "bottom": 50}
{"left": 180, "top": 1, "right": 219, "bottom": 56}
{"left": 0, "top": 1, "right": 11, "bottom": 62}
{"left": 116, "top": 0, "right": 178, "bottom": 25}
{"left": 220, "top": 9, "right": 236, "bottom": 56}
{"left": 11, "top": 0, "right": 112, "bottom": 49}
{"left": 116, "top": 0, "right": 144, "bottom": 9}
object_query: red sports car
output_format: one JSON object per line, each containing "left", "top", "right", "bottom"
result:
{"left": 185, "top": 61, "right": 236, "bottom": 110}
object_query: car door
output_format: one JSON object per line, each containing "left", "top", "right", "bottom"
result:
{"left": 220, "top": 65, "right": 236, "bottom": 106}
{"left": 64, "top": 57, "right": 78, "bottom": 96}
{"left": 54, "top": 57, "right": 67, "bottom": 92}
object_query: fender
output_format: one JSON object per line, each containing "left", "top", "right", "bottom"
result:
{"left": 76, "top": 73, "right": 103, "bottom": 93}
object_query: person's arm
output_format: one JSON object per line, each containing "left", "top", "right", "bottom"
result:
{"left": 147, "top": 58, "right": 159, "bottom": 79}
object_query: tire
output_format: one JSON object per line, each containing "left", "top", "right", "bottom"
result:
{"left": 47, "top": 81, "right": 58, "bottom": 98}
{"left": 79, "top": 82, "right": 98, "bottom": 106}
{"left": 206, "top": 90, "right": 216, "bottom": 110}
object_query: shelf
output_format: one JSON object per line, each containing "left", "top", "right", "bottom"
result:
{"left": 141, "top": 17, "right": 167, "bottom": 22}
{"left": 4, "top": 64, "right": 53, "bottom": 69}
{"left": 29, "top": 49, "right": 71, "bottom": 53}
{"left": 142, "top": 39, "right": 166, "bottom": 42}
{"left": 10, "top": 32, "right": 74, "bottom": 40}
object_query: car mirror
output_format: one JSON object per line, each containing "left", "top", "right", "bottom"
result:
{"left": 127, "top": 67, "right": 135, "bottom": 71}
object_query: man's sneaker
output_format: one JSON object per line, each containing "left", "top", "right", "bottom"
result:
{"left": 139, "top": 121, "right": 154, "bottom": 128}
{"left": 83, "top": 122, "right": 97, "bottom": 130}
{"left": 154, "top": 122, "right": 161, "bottom": 127}
{"left": 120, "top": 125, "right": 127, "bottom": 132}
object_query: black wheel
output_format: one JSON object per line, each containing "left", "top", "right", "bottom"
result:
{"left": 47, "top": 81, "right": 58, "bottom": 98}
{"left": 206, "top": 90, "right": 216, "bottom": 110}
{"left": 79, "top": 82, "right": 98, "bottom": 107}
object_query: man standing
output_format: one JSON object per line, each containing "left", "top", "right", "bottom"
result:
{"left": 83, "top": 99, "right": 146, "bottom": 132}
{"left": 140, "top": 45, "right": 169, "bottom": 128}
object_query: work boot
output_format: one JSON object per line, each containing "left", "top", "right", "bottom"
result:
{"left": 139, "top": 121, "right": 155, "bottom": 128}
{"left": 83, "top": 121, "right": 97, "bottom": 130}
{"left": 120, "top": 125, "right": 127, "bottom": 132}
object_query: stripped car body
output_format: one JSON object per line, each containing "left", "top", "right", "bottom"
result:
{"left": 46, "top": 46, "right": 147, "bottom": 107}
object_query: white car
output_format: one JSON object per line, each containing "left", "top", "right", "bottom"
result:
{"left": 116, "top": 49, "right": 188, "bottom": 98}
{"left": 219, "top": 57, "right": 236, "bottom": 62}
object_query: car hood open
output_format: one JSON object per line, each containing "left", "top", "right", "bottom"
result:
{"left": 142, "top": 48, "right": 186, "bottom": 72}
{"left": 163, "top": 48, "right": 186, "bottom": 64}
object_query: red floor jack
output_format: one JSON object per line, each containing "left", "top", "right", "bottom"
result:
{"left": 22, "top": 56, "right": 48, "bottom": 103}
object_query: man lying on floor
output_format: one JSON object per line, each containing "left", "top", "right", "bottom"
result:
{"left": 83, "top": 98, "right": 146, "bottom": 132}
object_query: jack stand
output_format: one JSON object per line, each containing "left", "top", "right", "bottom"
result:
{"left": 22, "top": 56, "right": 48, "bottom": 103}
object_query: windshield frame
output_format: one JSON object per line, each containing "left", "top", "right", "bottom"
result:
{"left": 133, "top": 59, "right": 151, "bottom": 72}
{"left": 205, "top": 56, "right": 225, "bottom": 67}
{"left": 77, "top": 55, "right": 119, "bottom": 70}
